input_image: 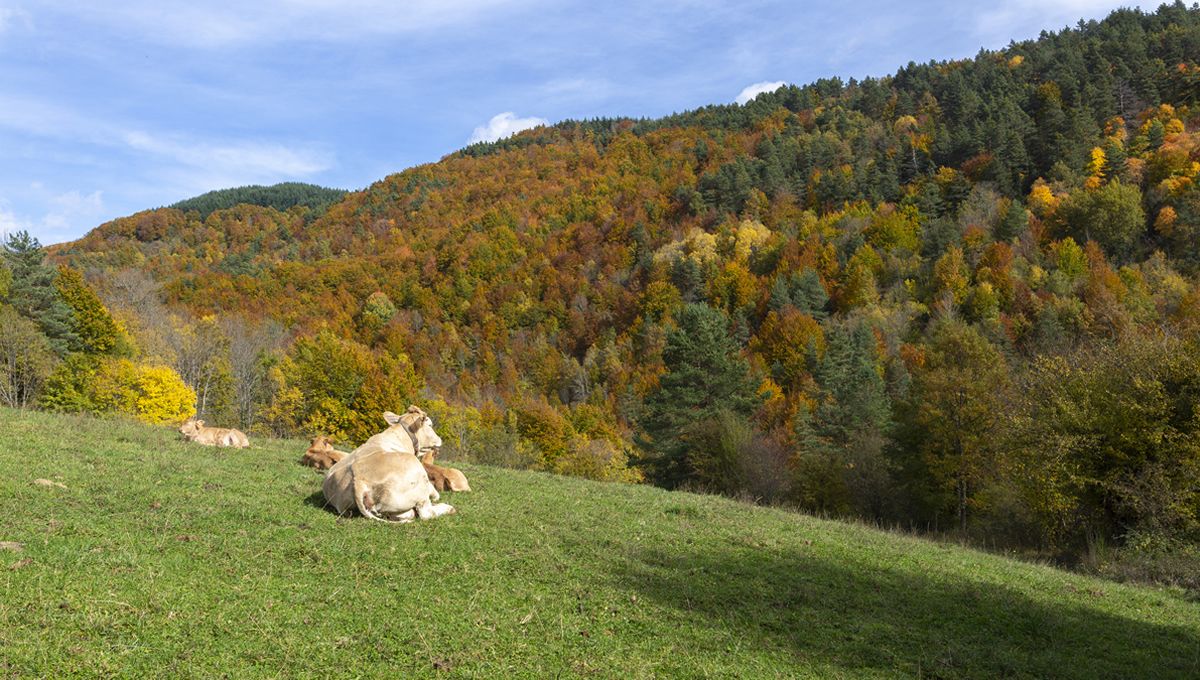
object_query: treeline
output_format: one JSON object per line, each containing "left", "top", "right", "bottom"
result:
{"left": 34, "top": 4, "right": 1200, "bottom": 582}
{"left": 168, "top": 182, "right": 347, "bottom": 220}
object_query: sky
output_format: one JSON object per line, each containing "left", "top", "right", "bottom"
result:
{"left": 0, "top": 0, "right": 1154, "bottom": 245}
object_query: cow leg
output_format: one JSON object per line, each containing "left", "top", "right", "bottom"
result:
{"left": 415, "top": 500, "right": 456, "bottom": 520}
{"left": 383, "top": 509, "right": 416, "bottom": 522}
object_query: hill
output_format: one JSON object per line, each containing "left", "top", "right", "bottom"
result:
{"left": 167, "top": 182, "right": 348, "bottom": 220}
{"left": 14, "top": 4, "right": 1200, "bottom": 567}
{"left": 0, "top": 407, "right": 1198, "bottom": 677}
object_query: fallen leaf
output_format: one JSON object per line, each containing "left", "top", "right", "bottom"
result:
{"left": 519, "top": 612, "right": 534, "bottom": 625}
{"left": 9, "top": 558, "right": 32, "bottom": 570}
{"left": 33, "top": 479, "right": 67, "bottom": 490}
{"left": 0, "top": 542, "right": 23, "bottom": 552}
{"left": 175, "top": 535, "right": 196, "bottom": 542}
{"left": 149, "top": 501, "right": 162, "bottom": 510}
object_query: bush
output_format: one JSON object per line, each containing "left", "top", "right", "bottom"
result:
{"left": 41, "top": 356, "right": 195, "bottom": 424}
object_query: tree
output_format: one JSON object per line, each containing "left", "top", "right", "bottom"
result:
{"left": 637, "top": 303, "right": 762, "bottom": 488}
{"left": 170, "top": 315, "right": 230, "bottom": 420}
{"left": 222, "top": 316, "right": 284, "bottom": 429}
{"left": 793, "top": 322, "right": 893, "bottom": 517}
{"left": 54, "top": 266, "right": 131, "bottom": 356}
{"left": 768, "top": 268, "right": 829, "bottom": 319}
{"left": 1056, "top": 181, "right": 1146, "bottom": 260}
{"left": 2, "top": 231, "right": 79, "bottom": 355}
{"left": 0, "top": 306, "right": 57, "bottom": 408}
{"left": 1013, "top": 335, "right": 1200, "bottom": 546}
{"left": 909, "top": 321, "right": 1009, "bottom": 532}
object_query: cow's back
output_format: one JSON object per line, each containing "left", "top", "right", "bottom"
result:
{"left": 323, "top": 443, "right": 431, "bottom": 517}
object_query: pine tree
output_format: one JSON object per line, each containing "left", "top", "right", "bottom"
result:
{"left": 2, "top": 231, "right": 79, "bottom": 356}
{"left": 637, "top": 303, "right": 762, "bottom": 487}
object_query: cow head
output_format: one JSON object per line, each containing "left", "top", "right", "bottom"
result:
{"left": 179, "top": 418, "right": 202, "bottom": 437}
{"left": 383, "top": 406, "right": 442, "bottom": 458}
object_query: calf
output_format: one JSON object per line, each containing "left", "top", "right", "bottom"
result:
{"left": 299, "top": 435, "right": 345, "bottom": 470}
{"left": 179, "top": 418, "right": 249, "bottom": 448}
{"left": 421, "top": 447, "right": 471, "bottom": 492}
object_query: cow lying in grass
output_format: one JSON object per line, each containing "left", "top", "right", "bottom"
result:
{"left": 322, "top": 407, "right": 455, "bottom": 522}
{"left": 299, "top": 435, "right": 344, "bottom": 471}
{"left": 179, "top": 418, "right": 249, "bottom": 448}
{"left": 421, "top": 447, "right": 471, "bottom": 492}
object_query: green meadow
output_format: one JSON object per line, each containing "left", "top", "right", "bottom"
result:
{"left": 1, "top": 407, "right": 1197, "bottom": 678}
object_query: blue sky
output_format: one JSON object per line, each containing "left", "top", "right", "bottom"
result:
{"left": 0, "top": 0, "right": 1151, "bottom": 245}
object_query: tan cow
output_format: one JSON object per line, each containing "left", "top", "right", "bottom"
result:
{"left": 179, "top": 418, "right": 250, "bottom": 448}
{"left": 421, "top": 447, "right": 471, "bottom": 492}
{"left": 299, "top": 435, "right": 345, "bottom": 470}
{"left": 322, "top": 407, "right": 454, "bottom": 522}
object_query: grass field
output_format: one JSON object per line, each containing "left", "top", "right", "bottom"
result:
{"left": 1, "top": 407, "right": 1198, "bottom": 678}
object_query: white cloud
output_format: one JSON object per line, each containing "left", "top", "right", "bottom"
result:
{"left": 735, "top": 80, "right": 787, "bottom": 105}
{"left": 468, "top": 112, "right": 548, "bottom": 144}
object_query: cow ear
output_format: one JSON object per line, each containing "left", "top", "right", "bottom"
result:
{"left": 406, "top": 405, "right": 423, "bottom": 414}
{"left": 383, "top": 411, "right": 402, "bottom": 425}
{"left": 196, "top": 419, "right": 204, "bottom": 426}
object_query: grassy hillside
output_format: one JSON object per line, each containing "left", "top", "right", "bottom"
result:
{"left": 0, "top": 408, "right": 1197, "bottom": 678}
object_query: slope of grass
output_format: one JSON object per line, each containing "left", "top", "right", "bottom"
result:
{"left": 1, "top": 407, "right": 1197, "bottom": 678}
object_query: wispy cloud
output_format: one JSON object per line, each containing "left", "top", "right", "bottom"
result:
{"left": 122, "top": 131, "right": 331, "bottom": 178}
{"left": 0, "top": 190, "right": 104, "bottom": 245}
{"left": 468, "top": 112, "right": 548, "bottom": 144}
{"left": 53, "top": 0, "right": 542, "bottom": 48}
{"left": 0, "top": 95, "right": 332, "bottom": 182}
{"left": 734, "top": 80, "right": 786, "bottom": 105}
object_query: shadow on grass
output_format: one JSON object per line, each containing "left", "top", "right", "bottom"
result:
{"left": 614, "top": 543, "right": 1200, "bottom": 678}
{"left": 302, "top": 490, "right": 335, "bottom": 514}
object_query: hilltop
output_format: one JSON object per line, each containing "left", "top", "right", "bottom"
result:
{"left": 167, "top": 182, "right": 348, "bottom": 220}
{"left": 0, "top": 407, "right": 1197, "bottom": 678}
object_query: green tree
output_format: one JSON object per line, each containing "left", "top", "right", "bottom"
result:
{"left": 793, "top": 322, "right": 893, "bottom": 517}
{"left": 909, "top": 321, "right": 1009, "bottom": 532}
{"left": 1013, "top": 335, "right": 1200, "bottom": 546}
{"left": 637, "top": 303, "right": 762, "bottom": 488}
{"left": 2, "top": 231, "right": 79, "bottom": 355}
{"left": 1056, "top": 181, "right": 1146, "bottom": 259}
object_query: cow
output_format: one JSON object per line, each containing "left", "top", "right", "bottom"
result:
{"left": 321, "top": 407, "right": 455, "bottom": 523}
{"left": 299, "top": 435, "right": 345, "bottom": 471}
{"left": 421, "top": 446, "right": 471, "bottom": 492}
{"left": 179, "top": 418, "right": 250, "bottom": 448}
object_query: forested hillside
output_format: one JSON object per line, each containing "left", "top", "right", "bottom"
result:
{"left": 167, "top": 182, "right": 347, "bottom": 220}
{"left": 7, "top": 3, "right": 1200, "bottom": 577}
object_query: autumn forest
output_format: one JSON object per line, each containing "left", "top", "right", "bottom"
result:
{"left": 5, "top": 3, "right": 1200, "bottom": 585}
